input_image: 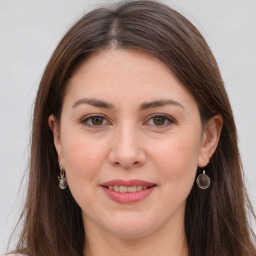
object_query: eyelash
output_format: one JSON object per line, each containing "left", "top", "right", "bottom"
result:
{"left": 145, "top": 114, "right": 176, "bottom": 127}
{"left": 81, "top": 114, "right": 176, "bottom": 128}
{"left": 81, "top": 114, "right": 110, "bottom": 128}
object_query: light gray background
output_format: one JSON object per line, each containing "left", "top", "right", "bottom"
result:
{"left": 0, "top": 0, "right": 255, "bottom": 252}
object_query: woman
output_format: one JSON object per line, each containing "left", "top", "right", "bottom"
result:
{"left": 8, "top": 0, "right": 256, "bottom": 255}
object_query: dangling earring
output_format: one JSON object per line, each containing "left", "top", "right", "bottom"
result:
{"left": 58, "top": 163, "right": 67, "bottom": 189}
{"left": 196, "top": 170, "right": 210, "bottom": 189}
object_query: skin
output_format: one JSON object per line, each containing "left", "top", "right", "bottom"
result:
{"left": 49, "top": 49, "right": 223, "bottom": 256}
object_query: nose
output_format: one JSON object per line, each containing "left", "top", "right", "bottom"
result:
{"left": 108, "top": 124, "right": 146, "bottom": 169}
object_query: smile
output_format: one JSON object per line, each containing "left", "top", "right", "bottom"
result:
{"left": 101, "top": 179, "right": 157, "bottom": 203}
{"left": 106, "top": 185, "right": 150, "bottom": 193}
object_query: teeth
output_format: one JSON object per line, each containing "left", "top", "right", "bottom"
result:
{"left": 136, "top": 185, "right": 142, "bottom": 191}
{"left": 119, "top": 186, "right": 128, "bottom": 193}
{"left": 107, "top": 185, "right": 150, "bottom": 193}
{"left": 127, "top": 186, "right": 136, "bottom": 193}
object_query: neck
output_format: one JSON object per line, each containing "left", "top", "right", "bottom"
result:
{"left": 83, "top": 216, "right": 188, "bottom": 256}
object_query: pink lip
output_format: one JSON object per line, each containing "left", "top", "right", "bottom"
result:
{"left": 100, "top": 179, "right": 156, "bottom": 204}
{"left": 101, "top": 179, "right": 155, "bottom": 187}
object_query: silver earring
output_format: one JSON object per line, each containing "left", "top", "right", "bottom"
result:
{"left": 58, "top": 163, "right": 67, "bottom": 189}
{"left": 196, "top": 170, "right": 210, "bottom": 189}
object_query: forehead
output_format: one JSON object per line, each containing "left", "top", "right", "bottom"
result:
{"left": 70, "top": 48, "right": 174, "bottom": 84}
{"left": 64, "top": 48, "right": 197, "bottom": 110}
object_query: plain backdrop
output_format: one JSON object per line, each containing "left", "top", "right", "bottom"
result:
{"left": 0, "top": 0, "right": 255, "bottom": 252}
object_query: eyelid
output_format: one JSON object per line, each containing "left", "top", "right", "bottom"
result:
{"left": 144, "top": 114, "right": 176, "bottom": 127}
{"left": 80, "top": 113, "right": 176, "bottom": 128}
{"left": 81, "top": 114, "right": 111, "bottom": 127}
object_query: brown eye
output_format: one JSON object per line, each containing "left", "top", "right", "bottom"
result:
{"left": 91, "top": 116, "right": 104, "bottom": 125}
{"left": 145, "top": 114, "right": 175, "bottom": 127}
{"left": 82, "top": 115, "right": 108, "bottom": 127}
{"left": 153, "top": 116, "right": 166, "bottom": 125}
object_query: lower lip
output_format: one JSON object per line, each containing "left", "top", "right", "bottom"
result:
{"left": 102, "top": 186, "right": 155, "bottom": 204}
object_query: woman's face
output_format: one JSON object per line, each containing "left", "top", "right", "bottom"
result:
{"left": 51, "top": 49, "right": 212, "bottom": 239}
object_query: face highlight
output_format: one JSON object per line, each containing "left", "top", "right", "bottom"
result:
{"left": 50, "top": 49, "right": 215, "bottom": 240}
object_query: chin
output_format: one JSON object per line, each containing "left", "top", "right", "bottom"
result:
{"left": 108, "top": 225, "right": 155, "bottom": 240}
{"left": 99, "top": 212, "right": 160, "bottom": 239}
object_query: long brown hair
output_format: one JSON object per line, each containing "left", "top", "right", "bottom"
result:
{"left": 10, "top": 1, "right": 256, "bottom": 255}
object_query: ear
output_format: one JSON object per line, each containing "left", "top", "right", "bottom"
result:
{"left": 198, "top": 114, "right": 223, "bottom": 167}
{"left": 48, "top": 114, "right": 63, "bottom": 163}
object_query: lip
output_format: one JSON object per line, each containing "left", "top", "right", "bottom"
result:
{"left": 100, "top": 179, "right": 157, "bottom": 204}
{"left": 101, "top": 179, "right": 155, "bottom": 187}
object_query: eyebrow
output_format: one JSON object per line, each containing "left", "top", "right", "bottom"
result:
{"left": 72, "top": 98, "right": 184, "bottom": 110}
{"left": 139, "top": 99, "right": 184, "bottom": 110}
{"left": 72, "top": 98, "right": 114, "bottom": 109}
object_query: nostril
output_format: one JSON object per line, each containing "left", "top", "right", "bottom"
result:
{"left": 113, "top": 160, "right": 141, "bottom": 168}
{"left": 114, "top": 161, "right": 140, "bottom": 166}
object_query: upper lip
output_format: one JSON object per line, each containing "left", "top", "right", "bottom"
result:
{"left": 101, "top": 179, "right": 156, "bottom": 187}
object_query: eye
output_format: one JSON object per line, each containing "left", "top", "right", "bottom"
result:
{"left": 82, "top": 115, "right": 109, "bottom": 127}
{"left": 146, "top": 114, "right": 175, "bottom": 127}
{"left": 152, "top": 116, "right": 166, "bottom": 125}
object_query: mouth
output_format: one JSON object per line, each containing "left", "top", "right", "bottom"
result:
{"left": 100, "top": 179, "right": 157, "bottom": 203}
{"left": 103, "top": 185, "right": 156, "bottom": 193}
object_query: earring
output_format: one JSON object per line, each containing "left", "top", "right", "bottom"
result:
{"left": 196, "top": 170, "right": 210, "bottom": 189}
{"left": 58, "top": 163, "right": 67, "bottom": 189}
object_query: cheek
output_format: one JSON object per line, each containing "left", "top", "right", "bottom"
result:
{"left": 59, "top": 131, "right": 111, "bottom": 210}
{"left": 60, "top": 131, "right": 109, "bottom": 183}
{"left": 151, "top": 133, "right": 201, "bottom": 187}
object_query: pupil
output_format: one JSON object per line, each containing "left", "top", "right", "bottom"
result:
{"left": 153, "top": 116, "right": 165, "bottom": 125}
{"left": 92, "top": 117, "right": 103, "bottom": 125}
